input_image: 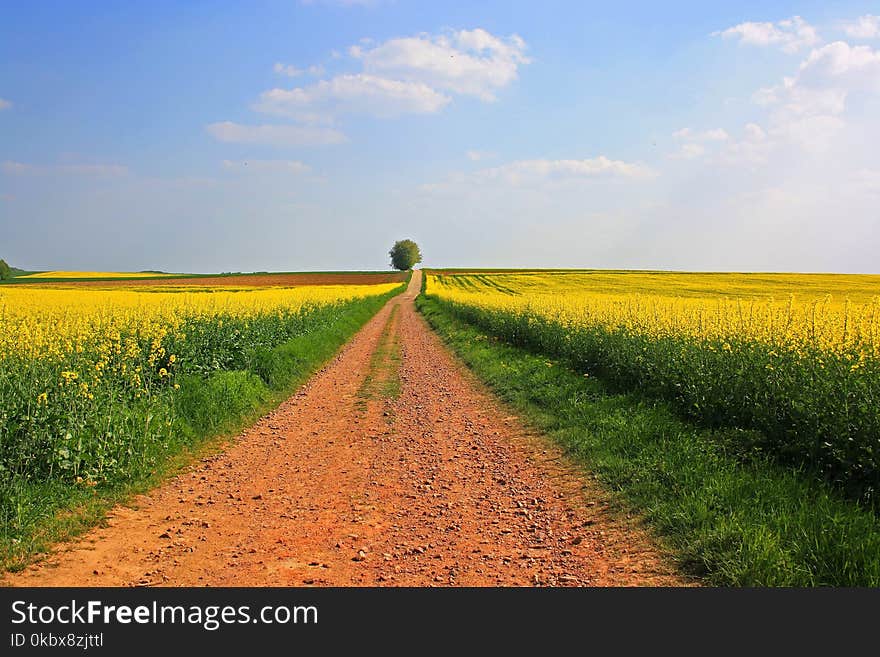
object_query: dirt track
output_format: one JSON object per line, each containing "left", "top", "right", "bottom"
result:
{"left": 4, "top": 271, "right": 686, "bottom": 587}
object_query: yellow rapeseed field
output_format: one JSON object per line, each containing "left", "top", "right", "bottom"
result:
{"left": 0, "top": 283, "right": 401, "bottom": 362}
{"left": 427, "top": 271, "right": 880, "bottom": 357}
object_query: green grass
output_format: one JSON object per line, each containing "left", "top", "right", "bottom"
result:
{"left": 416, "top": 294, "right": 880, "bottom": 586}
{"left": 0, "top": 285, "right": 403, "bottom": 572}
{"left": 357, "top": 305, "right": 403, "bottom": 408}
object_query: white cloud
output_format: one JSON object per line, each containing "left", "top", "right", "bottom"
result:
{"left": 274, "top": 62, "right": 304, "bottom": 77}
{"left": 221, "top": 159, "right": 311, "bottom": 174}
{"left": 352, "top": 28, "right": 530, "bottom": 101}
{"left": 477, "top": 157, "right": 655, "bottom": 184}
{"left": 253, "top": 74, "right": 451, "bottom": 120}
{"left": 797, "top": 41, "right": 880, "bottom": 88}
{"left": 669, "top": 128, "right": 729, "bottom": 159}
{"left": 205, "top": 121, "right": 347, "bottom": 146}
{"left": 718, "top": 122, "right": 774, "bottom": 164}
{"left": 672, "top": 127, "right": 730, "bottom": 142}
{"left": 841, "top": 15, "right": 880, "bottom": 40}
{"left": 769, "top": 114, "right": 846, "bottom": 152}
{"left": 0, "top": 98, "right": 11, "bottom": 110}
{"left": 756, "top": 42, "right": 880, "bottom": 118}
{"left": 1, "top": 160, "right": 128, "bottom": 176}
{"left": 466, "top": 150, "right": 496, "bottom": 161}
{"left": 713, "top": 16, "right": 820, "bottom": 54}
{"left": 673, "top": 36, "right": 880, "bottom": 168}
{"left": 274, "top": 62, "right": 325, "bottom": 77}
{"left": 249, "top": 29, "right": 527, "bottom": 130}
{"left": 424, "top": 156, "right": 655, "bottom": 192}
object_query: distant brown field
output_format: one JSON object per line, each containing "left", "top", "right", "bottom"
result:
{"left": 50, "top": 272, "right": 408, "bottom": 288}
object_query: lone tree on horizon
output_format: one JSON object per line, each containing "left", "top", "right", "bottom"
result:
{"left": 0, "top": 259, "right": 11, "bottom": 280}
{"left": 389, "top": 239, "right": 422, "bottom": 271}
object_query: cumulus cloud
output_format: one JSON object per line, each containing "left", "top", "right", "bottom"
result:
{"left": 273, "top": 62, "right": 325, "bottom": 77}
{"left": 221, "top": 159, "right": 311, "bottom": 174}
{"left": 352, "top": 28, "right": 530, "bottom": 101}
{"left": 717, "top": 123, "right": 774, "bottom": 164}
{"left": 677, "top": 28, "right": 880, "bottom": 173}
{"left": 756, "top": 42, "right": 880, "bottom": 118}
{"left": 205, "top": 121, "right": 347, "bottom": 146}
{"left": 1, "top": 161, "right": 128, "bottom": 176}
{"left": 253, "top": 74, "right": 451, "bottom": 120}
{"left": 797, "top": 41, "right": 880, "bottom": 88}
{"left": 713, "top": 16, "right": 820, "bottom": 53}
{"left": 274, "top": 63, "right": 304, "bottom": 77}
{"left": 841, "top": 15, "right": 880, "bottom": 40}
{"left": 0, "top": 98, "right": 11, "bottom": 110}
{"left": 252, "top": 28, "right": 527, "bottom": 123}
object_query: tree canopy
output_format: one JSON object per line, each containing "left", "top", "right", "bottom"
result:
{"left": 389, "top": 240, "right": 422, "bottom": 271}
{"left": 0, "top": 259, "right": 11, "bottom": 280}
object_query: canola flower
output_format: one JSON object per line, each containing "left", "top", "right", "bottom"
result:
{"left": 425, "top": 271, "right": 880, "bottom": 498}
{"left": 428, "top": 273, "right": 880, "bottom": 358}
{"left": 0, "top": 283, "right": 400, "bottom": 361}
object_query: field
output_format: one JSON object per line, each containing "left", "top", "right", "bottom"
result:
{"left": 5, "top": 266, "right": 880, "bottom": 587}
{"left": 427, "top": 270, "right": 880, "bottom": 495}
{"left": 0, "top": 276, "right": 405, "bottom": 568}
{"left": 4, "top": 271, "right": 408, "bottom": 287}
{"left": 429, "top": 270, "right": 880, "bottom": 304}
{"left": 419, "top": 270, "right": 880, "bottom": 584}
{"left": 17, "top": 271, "right": 180, "bottom": 279}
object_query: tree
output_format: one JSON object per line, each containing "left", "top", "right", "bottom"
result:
{"left": 0, "top": 259, "right": 11, "bottom": 280}
{"left": 389, "top": 239, "right": 422, "bottom": 271}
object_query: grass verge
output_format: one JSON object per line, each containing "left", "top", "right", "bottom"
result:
{"left": 1, "top": 286, "right": 402, "bottom": 573}
{"left": 416, "top": 293, "right": 880, "bottom": 586}
{"left": 357, "top": 305, "right": 402, "bottom": 408}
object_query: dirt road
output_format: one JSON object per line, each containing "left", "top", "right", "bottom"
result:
{"left": 5, "top": 271, "right": 685, "bottom": 586}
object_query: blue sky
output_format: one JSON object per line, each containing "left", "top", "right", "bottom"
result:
{"left": 1, "top": 1, "right": 879, "bottom": 272}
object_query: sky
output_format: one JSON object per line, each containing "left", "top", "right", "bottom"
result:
{"left": 1, "top": 1, "right": 879, "bottom": 273}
